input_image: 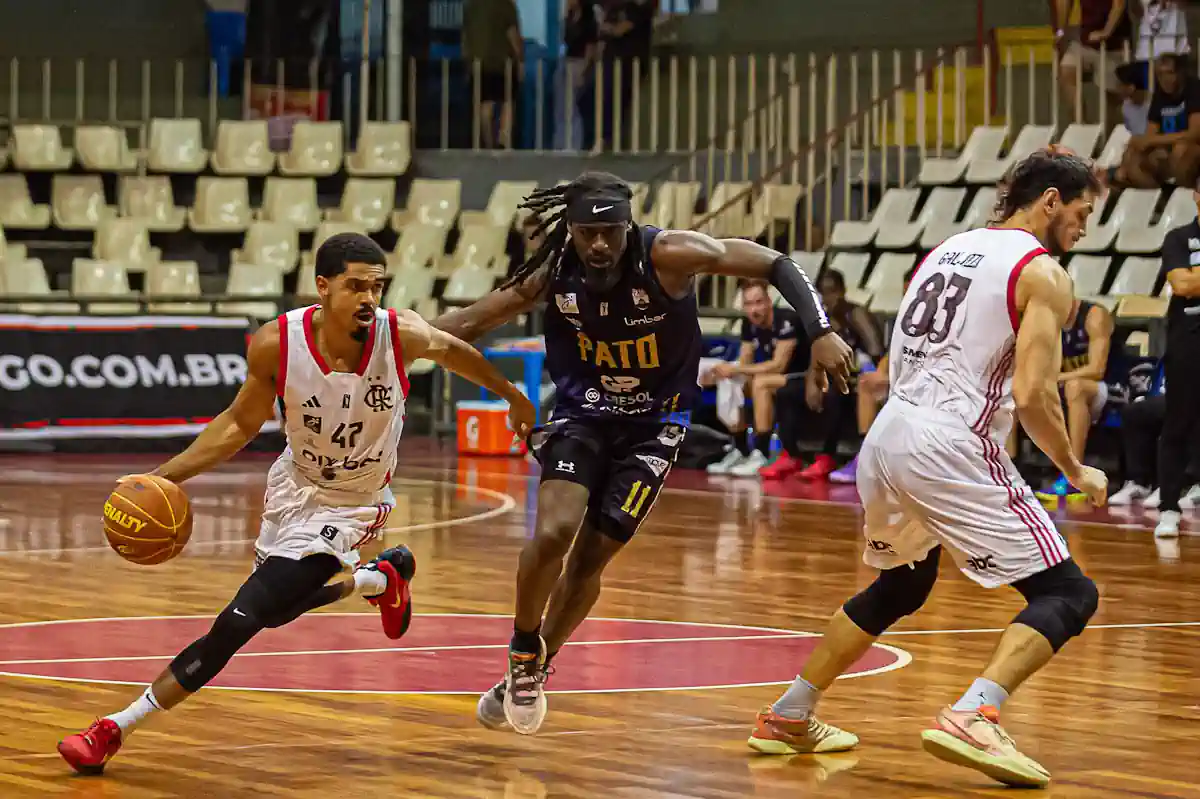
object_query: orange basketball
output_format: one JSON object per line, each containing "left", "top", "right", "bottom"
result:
{"left": 102, "top": 474, "right": 193, "bottom": 565}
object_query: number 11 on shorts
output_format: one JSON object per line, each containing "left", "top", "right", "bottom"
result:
{"left": 621, "top": 481, "right": 653, "bottom": 518}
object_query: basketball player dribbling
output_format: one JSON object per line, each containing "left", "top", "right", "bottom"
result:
{"left": 58, "top": 233, "right": 536, "bottom": 774}
{"left": 432, "top": 171, "right": 855, "bottom": 735}
{"left": 745, "top": 149, "right": 1107, "bottom": 788}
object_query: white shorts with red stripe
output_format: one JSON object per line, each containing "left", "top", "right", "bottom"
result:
{"left": 254, "top": 456, "right": 394, "bottom": 569}
{"left": 857, "top": 399, "right": 1068, "bottom": 588}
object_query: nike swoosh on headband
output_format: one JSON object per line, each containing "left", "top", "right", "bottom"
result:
{"left": 592, "top": 204, "right": 614, "bottom": 213}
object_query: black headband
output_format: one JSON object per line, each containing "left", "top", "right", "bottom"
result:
{"left": 565, "top": 192, "right": 632, "bottom": 224}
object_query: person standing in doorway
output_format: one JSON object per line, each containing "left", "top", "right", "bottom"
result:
{"left": 462, "top": 0, "right": 524, "bottom": 149}
{"left": 557, "top": 0, "right": 600, "bottom": 150}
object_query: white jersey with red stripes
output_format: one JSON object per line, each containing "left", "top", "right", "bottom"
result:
{"left": 274, "top": 304, "right": 410, "bottom": 500}
{"left": 888, "top": 227, "right": 1048, "bottom": 446}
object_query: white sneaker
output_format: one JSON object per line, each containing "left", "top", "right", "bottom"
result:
{"left": 1109, "top": 481, "right": 1150, "bottom": 505}
{"left": 503, "top": 637, "right": 548, "bottom": 735}
{"left": 1186, "top": 485, "right": 1200, "bottom": 504}
{"left": 707, "top": 448, "right": 745, "bottom": 475}
{"left": 1146, "top": 488, "right": 1195, "bottom": 510}
{"left": 1156, "top": 510, "right": 1182, "bottom": 539}
{"left": 1144, "top": 488, "right": 1161, "bottom": 509}
{"left": 730, "top": 450, "right": 769, "bottom": 477}
{"left": 476, "top": 681, "right": 509, "bottom": 730}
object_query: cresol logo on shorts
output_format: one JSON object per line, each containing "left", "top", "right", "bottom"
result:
{"left": 0, "top": 353, "right": 248, "bottom": 391}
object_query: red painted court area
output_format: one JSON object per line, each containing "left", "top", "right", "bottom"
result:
{"left": 0, "top": 613, "right": 905, "bottom": 693}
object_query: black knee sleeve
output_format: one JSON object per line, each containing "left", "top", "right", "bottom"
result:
{"left": 1011, "top": 558, "right": 1098, "bottom": 652}
{"left": 170, "top": 599, "right": 265, "bottom": 692}
{"left": 843, "top": 546, "right": 941, "bottom": 636}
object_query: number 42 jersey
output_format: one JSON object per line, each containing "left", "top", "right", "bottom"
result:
{"left": 889, "top": 227, "right": 1048, "bottom": 446}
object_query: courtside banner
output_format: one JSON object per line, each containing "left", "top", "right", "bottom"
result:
{"left": 0, "top": 314, "right": 280, "bottom": 440}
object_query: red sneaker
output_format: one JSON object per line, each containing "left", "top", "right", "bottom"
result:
{"left": 365, "top": 545, "right": 416, "bottom": 640}
{"left": 759, "top": 451, "right": 802, "bottom": 480}
{"left": 798, "top": 454, "right": 837, "bottom": 480}
{"left": 58, "top": 718, "right": 122, "bottom": 774}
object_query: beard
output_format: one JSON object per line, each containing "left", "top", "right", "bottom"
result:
{"left": 583, "top": 263, "right": 622, "bottom": 292}
{"left": 1045, "top": 217, "right": 1070, "bottom": 258}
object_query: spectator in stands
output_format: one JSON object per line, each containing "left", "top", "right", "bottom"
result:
{"left": 595, "top": 0, "right": 654, "bottom": 150}
{"left": 1121, "top": 53, "right": 1200, "bottom": 187}
{"left": 557, "top": 0, "right": 600, "bottom": 150}
{"left": 704, "top": 280, "right": 808, "bottom": 477}
{"left": 1117, "top": 0, "right": 1190, "bottom": 132}
{"left": 1153, "top": 208, "right": 1200, "bottom": 537}
{"left": 1054, "top": 0, "right": 1131, "bottom": 122}
{"left": 462, "top": 0, "right": 523, "bottom": 149}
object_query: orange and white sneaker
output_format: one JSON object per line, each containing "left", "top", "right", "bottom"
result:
{"left": 921, "top": 705, "right": 1050, "bottom": 788}
{"left": 747, "top": 706, "right": 859, "bottom": 754}
{"left": 58, "top": 718, "right": 122, "bottom": 774}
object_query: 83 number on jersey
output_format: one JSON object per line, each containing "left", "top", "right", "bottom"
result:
{"left": 900, "top": 273, "right": 973, "bottom": 343}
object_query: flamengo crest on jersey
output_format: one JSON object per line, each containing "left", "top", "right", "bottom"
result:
{"left": 275, "top": 305, "right": 409, "bottom": 496}
{"left": 889, "top": 227, "right": 1048, "bottom": 446}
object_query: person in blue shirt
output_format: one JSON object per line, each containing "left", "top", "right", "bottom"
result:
{"left": 1122, "top": 53, "right": 1200, "bottom": 188}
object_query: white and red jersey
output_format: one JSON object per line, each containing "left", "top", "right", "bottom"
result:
{"left": 274, "top": 305, "right": 410, "bottom": 501}
{"left": 888, "top": 227, "right": 1048, "bottom": 446}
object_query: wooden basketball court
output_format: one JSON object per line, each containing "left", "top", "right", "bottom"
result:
{"left": 1, "top": 445, "right": 1197, "bottom": 798}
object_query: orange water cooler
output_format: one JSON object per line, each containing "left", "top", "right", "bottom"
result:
{"left": 456, "top": 400, "right": 528, "bottom": 456}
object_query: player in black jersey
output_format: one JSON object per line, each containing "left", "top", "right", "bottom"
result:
{"left": 434, "top": 171, "right": 853, "bottom": 734}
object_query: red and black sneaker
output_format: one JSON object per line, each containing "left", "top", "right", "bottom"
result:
{"left": 365, "top": 545, "right": 416, "bottom": 639}
{"left": 58, "top": 718, "right": 122, "bottom": 774}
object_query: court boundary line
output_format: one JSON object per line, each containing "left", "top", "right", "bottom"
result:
{"left": 0, "top": 612, "right": 911, "bottom": 694}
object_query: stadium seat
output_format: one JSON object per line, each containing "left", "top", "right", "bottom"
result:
{"left": 443, "top": 262, "right": 496, "bottom": 303}
{"left": 232, "top": 221, "right": 299, "bottom": 273}
{"left": 825, "top": 252, "right": 871, "bottom": 288}
{"left": 876, "top": 187, "right": 966, "bottom": 249}
{"left": 346, "top": 121, "right": 412, "bottom": 176}
{"left": 831, "top": 189, "right": 920, "bottom": 249}
{"left": 1107, "top": 256, "right": 1160, "bottom": 297}
{"left": 71, "top": 259, "right": 139, "bottom": 314}
{"left": 92, "top": 219, "right": 161, "bottom": 272}
{"left": 747, "top": 184, "right": 804, "bottom": 240}
{"left": 13, "top": 124, "right": 73, "bottom": 171}
{"left": 1096, "top": 125, "right": 1131, "bottom": 171}
{"left": 966, "top": 125, "right": 1055, "bottom": 184}
{"left": 278, "top": 121, "right": 344, "bottom": 177}
{"left": 384, "top": 261, "right": 436, "bottom": 310}
{"left": 790, "top": 250, "right": 825, "bottom": 279}
{"left": 460, "top": 180, "right": 537, "bottom": 230}
{"left": 1056, "top": 123, "right": 1103, "bottom": 158}
{"left": 645, "top": 181, "right": 700, "bottom": 229}
{"left": 920, "top": 187, "right": 997, "bottom": 248}
{"left": 441, "top": 225, "right": 507, "bottom": 276}
{"left": 1077, "top": 188, "right": 1156, "bottom": 253}
{"left": 388, "top": 224, "right": 446, "bottom": 272}
{"left": 392, "top": 179, "right": 461, "bottom": 231}
{"left": 0, "top": 227, "right": 27, "bottom": 264}
{"left": 302, "top": 222, "right": 368, "bottom": 266}
{"left": 918, "top": 126, "right": 1007, "bottom": 185}
{"left": 1, "top": 259, "right": 78, "bottom": 313}
{"left": 0, "top": 175, "right": 51, "bottom": 229}
{"left": 702, "top": 182, "right": 752, "bottom": 239}
{"left": 220, "top": 263, "right": 283, "bottom": 318}
{"left": 259, "top": 177, "right": 321, "bottom": 232}
{"left": 629, "top": 182, "right": 650, "bottom": 224}
{"left": 146, "top": 261, "right": 210, "bottom": 314}
{"left": 75, "top": 125, "right": 140, "bottom": 172}
{"left": 189, "top": 177, "right": 252, "bottom": 233}
{"left": 1117, "top": 187, "right": 1191, "bottom": 253}
{"left": 147, "top": 118, "right": 208, "bottom": 173}
{"left": 864, "top": 253, "right": 918, "bottom": 312}
{"left": 324, "top": 178, "right": 396, "bottom": 233}
{"left": 119, "top": 175, "right": 186, "bottom": 232}
{"left": 211, "top": 120, "right": 275, "bottom": 176}
{"left": 1116, "top": 294, "right": 1168, "bottom": 319}
{"left": 52, "top": 175, "right": 117, "bottom": 231}
{"left": 1066, "top": 254, "right": 1112, "bottom": 298}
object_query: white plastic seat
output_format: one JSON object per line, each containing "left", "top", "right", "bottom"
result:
{"left": 71, "top": 259, "right": 139, "bottom": 314}
{"left": 460, "top": 180, "right": 538, "bottom": 230}
{"left": 825, "top": 252, "right": 871, "bottom": 289}
{"left": 392, "top": 179, "right": 461, "bottom": 231}
{"left": 1056, "top": 124, "right": 1103, "bottom": 158}
{"left": 12, "top": 124, "right": 73, "bottom": 171}
{"left": 119, "top": 176, "right": 186, "bottom": 232}
{"left": 702, "top": 182, "right": 752, "bottom": 238}
{"left": 146, "top": 261, "right": 210, "bottom": 313}
{"left": 188, "top": 177, "right": 252, "bottom": 233}
{"left": 1096, "top": 125, "right": 1132, "bottom": 171}
{"left": 219, "top": 263, "right": 282, "bottom": 318}
{"left": 0, "top": 175, "right": 51, "bottom": 229}
{"left": 966, "top": 125, "right": 1055, "bottom": 184}
{"left": 646, "top": 181, "right": 701, "bottom": 229}
{"left": 75, "top": 125, "right": 140, "bottom": 172}
{"left": 440, "top": 225, "right": 507, "bottom": 276}
{"left": 1076, "top": 189, "right": 1156, "bottom": 253}
{"left": 278, "top": 121, "right": 344, "bottom": 177}
{"left": 384, "top": 261, "right": 437, "bottom": 310}
{"left": 1117, "top": 187, "right": 1192, "bottom": 253}
{"left": 232, "top": 221, "right": 299, "bottom": 273}
{"left": 864, "top": 253, "right": 918, "bottom": 313}
{"left": 1107, "top": 256, "right": 1161, "bottom": 296}
{"left": 919, "top": 126, "right": 1008, "bottom": 185}
{"left": 388, "top": 224, "right": 447, "bottom": 272}
{"left": 211, "top": 120, "right": 275, "bottom": 176}
{"left": 875, "top": 187, "right": 966, "bottom": 249}
{"left": 294, "top": 260, "right": 319, "bottom": 302}
{"left": 93, "top": 219, "right": 161, "bottom": 273}
{"left": 443, "top": 262, "right": 496, "bottom": 303}
{"left": 0, "top": 226, "right": 27, "bottom": 264}
{"left": 920, "top": 187, "right": 997, "bottom": 249}
{"left": 346, "top": 121, "right": 412, "bottom": 176}
{"left": 259, "top": 178, "right": 320, "bottom": 232}
{"left": 324, "top": 178, "right": 395, "bottom": 233}
{"left": 746, "top": 184, "right": 805, "bottom": 239}
{"left": 1, "top": 258, "right": 78, "bottom": 313}
{"left": 831, "top": 189, "right": 920, "bottom": 249}
{"left": 1066, "top": 255, "right": 1112, "bottom": 298}
{"left": 147, "top": 118, "right": 208, "bottom": 173}
{"left": 52, "top": 175, "right": 117, "bottom": 231}
{"left": 303, "top": 222, "right": 369, "bottom": 266}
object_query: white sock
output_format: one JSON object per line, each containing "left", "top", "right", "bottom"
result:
{"left": 354, "top": 567, "right": 388, "bottom": 599}
{"left": 951, "top": 677, "right": 1010, "bottom": 713}
{"left": 771, "top": 675, "right": 821, "bottom": 720}
{"left": 105, "top": 687, "right": 163, "bottom": 734}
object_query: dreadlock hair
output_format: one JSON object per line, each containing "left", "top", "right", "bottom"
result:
{"left": 502, "top": 171, "right": 648, "bottom": 291}
{"left": 992, "top": 146, "right": 1102, "bottom": 224}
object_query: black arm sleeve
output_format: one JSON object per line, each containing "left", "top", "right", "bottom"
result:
{"left": 769, "top": 255, "right": 832, "bottom": 340}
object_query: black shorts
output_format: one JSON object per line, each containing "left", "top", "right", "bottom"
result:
{"left": 477, "top": 69, "right": 509, "bottom": 104}
{"left": 532, "top": 415, "right": 687, "bottom": 543}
